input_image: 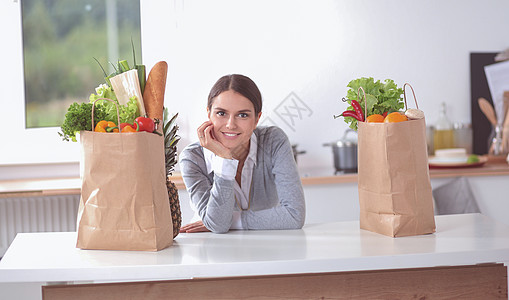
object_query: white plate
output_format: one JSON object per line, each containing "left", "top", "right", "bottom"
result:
{"left": 428, "top": 156, "right": 488, "bottom": 169}
{"left": 428, "top": 156, "right": 468, "bottom": 164}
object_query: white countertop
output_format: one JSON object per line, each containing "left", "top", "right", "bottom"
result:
{"left": 1, "top": 213, "right": 508, "bottom": 283}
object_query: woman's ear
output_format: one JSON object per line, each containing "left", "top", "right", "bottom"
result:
{"left": 207, "top": 106, "right": 211, "bottom": 119}
{"left": 255, "top": 112, "right": 262, "bottom": 126}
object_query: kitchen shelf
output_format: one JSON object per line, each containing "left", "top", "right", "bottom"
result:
{"left": 1, "top": 162, "right": 508, "bottom": 197}
{"left": 302, "top": 161, "right": 509, "bottom": 185}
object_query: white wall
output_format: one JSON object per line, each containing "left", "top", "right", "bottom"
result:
{"left": 140, "top": 0, "right": 509, "bottom": 175}
{"left": 1, "top": 0, "right": 508, "bottom": 178}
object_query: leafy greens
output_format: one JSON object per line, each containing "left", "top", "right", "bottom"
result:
{"left": 58, "top": 102, "right": 107, "bottom": 142}
{"left": 89, "top": 84, "right": 139, "bottom": 125}
{"left": 59, "top": 84, "right": 140, "bottom": 142}
{"left": 342, "top": 77, "right": 404, "bottom": 130}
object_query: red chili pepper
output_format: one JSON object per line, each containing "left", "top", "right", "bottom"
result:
{"left": 135, "top": 117, "right": 155, "bottom": 133}
{"left": 351, "top": 100, "right": 364, "bottom": 122}
{"left": 341, "top": 110, "right": 362, "bottom": 121}
{"left": 382, "top": 111, "right": 388, "bottom": 118}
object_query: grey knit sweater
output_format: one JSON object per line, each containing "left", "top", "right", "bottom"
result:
{"left": 179, "top": 126, "right": 306, "bottom": 233}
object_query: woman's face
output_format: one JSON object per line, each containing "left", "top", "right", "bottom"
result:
{"left": 207, "top": 90, "right": 261, "bottom": 150}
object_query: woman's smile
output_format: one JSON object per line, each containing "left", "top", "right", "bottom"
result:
{"left": 222, "top": 132, "right": 240, "bottom": 139}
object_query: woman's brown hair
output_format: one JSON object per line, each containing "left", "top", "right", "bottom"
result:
{"left": 207, "top": 74, "right": 262, "bottom": 115}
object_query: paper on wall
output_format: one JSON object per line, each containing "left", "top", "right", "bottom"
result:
{"left": 484, "top": 60, "right": 509, "bottom": 124}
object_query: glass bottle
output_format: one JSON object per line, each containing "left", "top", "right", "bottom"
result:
{"left": 433, "top": 102, "right": 455, "bottom": 151}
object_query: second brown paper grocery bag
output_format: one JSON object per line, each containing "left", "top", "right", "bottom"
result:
{"left": 357, "top": 85, "right": 436, "bottom": 237}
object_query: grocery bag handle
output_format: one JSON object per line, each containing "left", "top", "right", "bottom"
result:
{"left": 91, "top": 98, "right": 122, "bottom": 132}
{"left": 358, "top": 87, "right": 368, "bottom": 119}
{"left": 403, "top": 83, "right": 419, "bottom": 110}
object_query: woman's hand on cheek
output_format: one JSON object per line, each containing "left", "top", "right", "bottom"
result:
{"left": 198, "top": 121, "right": 233, "bottom": 159}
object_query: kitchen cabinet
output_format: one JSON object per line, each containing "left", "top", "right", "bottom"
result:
{"left": 0, "top": 214, "right": 507, "bottom": 299}
{"left": 298, "top": 162, "right": 509, "bottom": 226}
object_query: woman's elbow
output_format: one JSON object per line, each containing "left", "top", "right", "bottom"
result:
{"left": 291, "top": 206, "right": 306, "bottom": 229}
{"left": 210, "top": 227, "right": 229, "bottom": 234}
{"left": 293, "top": 214, "right": 305, "bottom": 229}
{"left": 202, "top": 219, "right": 230, "bottom": 234}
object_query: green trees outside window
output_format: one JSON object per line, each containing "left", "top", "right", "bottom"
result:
{"left": 21, "top": 0, "right": 141, "bottom": 128}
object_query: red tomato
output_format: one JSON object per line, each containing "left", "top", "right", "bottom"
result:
{"left": 135, "top": 117, "right": 155, "bottom": 133}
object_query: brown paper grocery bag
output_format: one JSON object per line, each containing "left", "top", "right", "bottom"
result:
{"left": 357, "top": 84, "right": 436, "bottom": 237}
{"left": 76, "top": 100, "right": 172, "bottom": 251}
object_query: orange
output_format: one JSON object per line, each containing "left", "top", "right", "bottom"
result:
{"left": 384, "top": 112, "right": 408, "bottom": 123}
{"left": 366, "top": 114, "right": 385, "bottom": 123}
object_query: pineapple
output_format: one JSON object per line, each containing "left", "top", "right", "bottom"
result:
{"left": 163, "top": 109, "right": 182, "bottom": 239}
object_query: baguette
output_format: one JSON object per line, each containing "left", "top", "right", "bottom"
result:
{"left": 143, "top": 61, "right": 168, "bottom": 129}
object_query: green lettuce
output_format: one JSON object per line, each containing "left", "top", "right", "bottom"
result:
{"left": 342, "top": 77, "right": 404, "bottom": 130}
{"left": 89, "top": 84, "right": 140, "bottom": 124}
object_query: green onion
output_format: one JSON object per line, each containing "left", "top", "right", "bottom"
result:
{"left": 136, "top": 65, "right": 146, "bottom": 94}
{"left": 118, "top": 60, "right": 130, "bottom": 73}
{"left": 131, "top": 38, "right": 146, "bottom": 94}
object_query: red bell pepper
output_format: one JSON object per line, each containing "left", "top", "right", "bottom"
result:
{"left": 95, "top": 120, "right": 119, "bottom": 133}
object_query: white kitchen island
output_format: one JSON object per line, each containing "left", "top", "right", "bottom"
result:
{"left": 0, "top": 213, "right": 508, "bottom": 299}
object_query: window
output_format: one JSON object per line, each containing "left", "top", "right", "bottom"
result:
{"left": 0, "top": 0, "right": 141, "bottom": 165}
{"left": 21, "top": 0, "right": 142, "bottom": 128}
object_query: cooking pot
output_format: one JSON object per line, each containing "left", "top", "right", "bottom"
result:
{"left": 323, "top": 129, "right": 358, "bottom": 174}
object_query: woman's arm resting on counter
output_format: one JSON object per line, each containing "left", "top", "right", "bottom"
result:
{"left": 179, "top": 144, "right": 237, "bottom": 233}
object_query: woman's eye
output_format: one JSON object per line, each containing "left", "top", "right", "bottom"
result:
{"left": 238, "top": 113, "right": 249, "bottom": 118}
{"left": 216, "top": 111, "right": 225, "bottom": 117}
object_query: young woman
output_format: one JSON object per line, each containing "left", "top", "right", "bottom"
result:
{"left": 179, "top": 74, "right": 305, "bottom": 233}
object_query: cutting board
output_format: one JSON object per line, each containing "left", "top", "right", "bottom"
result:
{"left": 470, "top": 52, "right": 498, "bottom": 155}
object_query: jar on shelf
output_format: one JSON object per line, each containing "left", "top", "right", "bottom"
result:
{"left": 453, "top": 122, "right": 473, "bottom": 154}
